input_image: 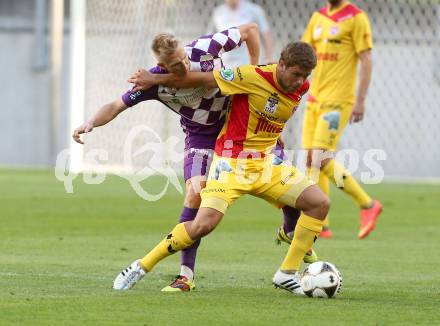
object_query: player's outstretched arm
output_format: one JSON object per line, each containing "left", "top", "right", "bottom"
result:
{"left": 129, "top": 69, "right": 218, "bottom": 91}
{"left": 238, "top": 23, "right": 260, "bottom": 65}
{"left": 351, "top": 49, "right": 372, "bottom": 123}
{"left": 72, "top": 98, "right": 127, "bottom": 144}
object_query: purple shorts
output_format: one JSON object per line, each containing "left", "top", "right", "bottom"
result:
{"left": 183, "top": 132, "right": 216, "bottom": 181}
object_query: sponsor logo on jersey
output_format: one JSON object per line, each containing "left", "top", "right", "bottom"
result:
{"left": 325, "top": 39, "right": 342, "bottom": 44}
{"left": 280, "top": 171, "right": 296, "bottom": 185}
{"left": 220, "top": 68, "right": 234, "bottom": 81}
{"left": 317, "top": 52, "right": 339, "bottom": 61}
{"left": 129, "top": 90, "right": 142, "bottom": 100}
{"left": 190, "top": 148, "right": 212, "bottom": 156}
{"left": 236, "top": 67, "right": 244, "bottom": 81}
{"left": 255, "top": 110, "right": 286, "bottom": 123}
{"left": 202, "top": 188, "right": 226, "bottom": 193}
{"left": 254, "top": 118, "right": 283, "bottom": 134}
{"left": 264, "top": 97, "right": 279, "bottom": 114}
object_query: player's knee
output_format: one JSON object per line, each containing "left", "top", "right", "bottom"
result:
{"left": 191, "top": 220, "right": 215, "bottom": 238}
{"left": 315, "top": 196, "right": 330, "bottom": 220}
{"left": 184, "top": 191, "right": 201, "bottom": 208}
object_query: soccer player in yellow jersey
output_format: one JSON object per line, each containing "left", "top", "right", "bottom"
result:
{"left": 113, "top": 42, "right": 327, "bottom": 295}
{"left": 300, "top": 0, "right": 382, "bottom": 239}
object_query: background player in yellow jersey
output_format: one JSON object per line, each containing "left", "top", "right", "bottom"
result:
{"left": 113, "top": 42, "right": 327, "bottom": 295}
{"left": 300, "top": 0, "right": 382, "bottom": 239}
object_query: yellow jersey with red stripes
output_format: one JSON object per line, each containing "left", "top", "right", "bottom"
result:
{"left": 212, "top": 64, "right": 309, "bottom": 159}
{"left": 302, "top": 2, "right": 373, "bottom": 104}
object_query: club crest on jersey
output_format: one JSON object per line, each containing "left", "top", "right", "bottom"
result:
{"left": 220, "top": 68, "right": 234, "bottom": 81}
{"left": 329, "top": 25, "right": 340, "bottom": 36}
{"left": 201, "top": 60, "right": 214, "bottom": 71}
{"left": 264, "top": 97, "right": 279, "bottom": 114}
{"left": 313, "top": 25, "right": 322, "bottom": 39}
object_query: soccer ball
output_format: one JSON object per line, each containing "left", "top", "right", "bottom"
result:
{"left": 300, "top": 261, "right": 342, "bottom": 298}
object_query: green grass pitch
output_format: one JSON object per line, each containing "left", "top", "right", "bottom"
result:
{"left": 0, "top": 169, "right": 439, "bottom": 325}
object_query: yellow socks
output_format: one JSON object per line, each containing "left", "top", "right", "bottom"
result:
{"left": 280, "top": 214, "right": 324, "bottom": 271}
{"left": 140, "top": 223, "right": 195, "bottom": 272}
{"left": 322, "top": 159, "right": 372, "bottom": 208}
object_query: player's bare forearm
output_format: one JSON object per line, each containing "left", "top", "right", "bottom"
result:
{"left": 73, "top": 99, "right": 127, "bottom": 144}
{"left": 351, "top": 49, "right": 372, "bottom": 123}
{"left": 171, "top": 72, "right": 218, "bottom": 89}
{"left": 356, "top": 49, "right": 372, "bottom": 105}
{"left": 128, "top": 69, "right": 183, "bottom": 91}
{"left": 132, "top": 70, "right": 217, "bottom": 89}
{"left": 239, "top": 23, "right": 261, "bottom": 65}
{"left": 89, "top": 99, "right": 127, "bottom": 128}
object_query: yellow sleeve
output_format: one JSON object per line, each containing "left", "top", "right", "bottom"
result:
{"left": 301, "top": 13, "right": 316, "bottom": 46}
{"left": 352, "top": 12, "right": 373, "bottom": 53}
{"left": 213, "top": 65, "right": 257, "bottom": 96}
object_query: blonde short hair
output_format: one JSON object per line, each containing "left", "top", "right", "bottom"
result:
{"left": 151, "top": 33, "right": 180, "bottom": 58}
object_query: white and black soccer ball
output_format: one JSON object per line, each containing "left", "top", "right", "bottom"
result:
{"left": 300, "top": 261, "right": 342, "bottom": 298}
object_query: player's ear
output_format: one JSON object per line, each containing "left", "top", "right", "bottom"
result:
{"left": 278, "top": 59, "right": 286, "bottom": 72}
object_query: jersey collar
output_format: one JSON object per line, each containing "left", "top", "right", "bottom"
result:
{"left": 326, "top": 1, "right": 350, "bottom": 16}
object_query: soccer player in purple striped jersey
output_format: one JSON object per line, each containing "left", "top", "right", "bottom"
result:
{"left": 73, "top": 24, "right": 311, "bottom": 292}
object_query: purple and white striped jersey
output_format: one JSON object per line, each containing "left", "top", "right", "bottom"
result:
{"left": 122, "top": 27, "right": 242, "bottom": 135}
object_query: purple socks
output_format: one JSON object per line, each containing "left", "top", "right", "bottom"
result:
{"left": 179, "top": 207, "right": 200, "bottom": 273}
{"left": 282, "top": 206, "right": 301, "bottom": 234}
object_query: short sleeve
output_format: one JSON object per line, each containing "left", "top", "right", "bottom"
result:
{"left": 121, "top": 66, "right": 163, "bottom": 107}
{"left": 352, "top": 12, "right": 373, "bottom": 53}
{"left": 213, "top": 65, "right": 256, "bottom": 96}
{"left": 301, "top": 13, "right": 317, "bottom": 46}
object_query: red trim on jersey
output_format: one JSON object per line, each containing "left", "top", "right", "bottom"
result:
{"left": 215, "top": 94, "right": 250, "bottom": 157}
{"left": 318, "top": 3, "right": 362, "bottom": 22}
{"left": 255, "top": 67, "right": 309, "bottom": 102}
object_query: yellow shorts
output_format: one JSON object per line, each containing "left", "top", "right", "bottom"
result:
{"left": 302, "top": 101, "right": 353, "bottom": 151}
{"left": 200, "top": 154, "right": 315, "bottom": 214}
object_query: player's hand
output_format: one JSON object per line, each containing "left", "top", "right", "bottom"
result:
{"left": 72, "top": 122, "right": 94, "bottom": 144}
{"left": 350, "top": 101, "right": 365, "bottom": 123}
{"left": 128, "top": 69, "right": 155, "bottom": 92}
